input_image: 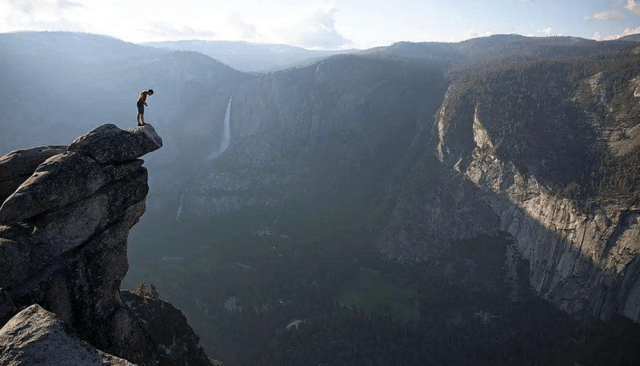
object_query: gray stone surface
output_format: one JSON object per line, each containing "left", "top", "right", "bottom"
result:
{"left": 0, "top": 146, "right": 66, "bottom": 203}
{"left": 0, "top": 152, "right": 108, "bottom": 224}
{"left": 68, "top": 124, "right": 163, "bottom": 164}
{"left": 0, "top": 305, "right": 135, "bottom": 366}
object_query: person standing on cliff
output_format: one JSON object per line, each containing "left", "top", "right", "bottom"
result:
{"left": 136, "top": 89, "right": 154, "bottom": 126}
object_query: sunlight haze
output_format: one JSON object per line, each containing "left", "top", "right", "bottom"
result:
{"left": 1, "top": 0, "right": 640, "bottom": 48}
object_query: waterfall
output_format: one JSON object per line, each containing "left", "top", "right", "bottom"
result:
{"left": 220, "top": 95, "right": 232, "bottom": 154}
{"left": 176, "top": 193, "right": 184, "bottom": 222}
{"left": 208, "top": 95, "right": 233, "bottom": 160}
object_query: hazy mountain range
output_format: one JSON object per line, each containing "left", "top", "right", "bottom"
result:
{"left": 143, "top": 40, "right": 356, "bottom": 73}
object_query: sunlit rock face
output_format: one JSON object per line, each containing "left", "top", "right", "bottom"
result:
{"left": 0, "top": 124, "right": 216, "bottom": 366}
{"left": 431, "top": 52, "right": 640, "bottom": 322}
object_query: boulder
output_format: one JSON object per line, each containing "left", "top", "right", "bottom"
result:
{"left": 68, "top": 124, "right": 163, "bottom": 164}
{"left": 0, "top": 305, "right": 135, "bottom": 366}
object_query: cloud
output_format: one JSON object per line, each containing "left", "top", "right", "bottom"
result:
{"left": 587, "top": 0, "right": 638, "bottom": 21}
{"left": 7, "top": 0, "right": 83, "bottom": 14}
{"left": 229, "top": 13, "right": 262, "bottom": 41}
{"left": 278, "top": 4, "right": 351, "bottom": 49}
{"left": 7, "top": 0, "right": 36, "bottom": 13}
{"left": 626, "top": 0, "right": 640, "bottom": 13}
{"left": 57, "top": 0, "right": 83, "bottom": 10}
{"left": 146, "top": 22, "right": 215, "bottom": 40}
{"left": 465, "top": 29, "right": 479, "bottom": 39}
{"left": 1, "top": 0, "right": 88, "bottom": 32}
{"left": 593, "top": 26, "right": 640, "bottom": 40}
{"left": 463, "top": 29, "right": 495, "bottom": 40}
{"left": 29, "top": 17, "right": 85, "bottom": 31}
{"left": 592, "top": 10, "right": 624, "bottom": 20}
{"left": 537, "top": 27, "right": 553, "bottom": 36}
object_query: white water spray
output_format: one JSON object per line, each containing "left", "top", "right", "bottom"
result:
{"left": 208, "top": 95, "right": 233, "bottom": 160}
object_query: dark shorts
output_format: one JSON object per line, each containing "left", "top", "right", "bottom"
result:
{"left": 137, "top": 101, "right": 144, "bottom": 114}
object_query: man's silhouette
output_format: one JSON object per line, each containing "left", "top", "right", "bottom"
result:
{"left": 136, "top": 89, "right": 154, "bottom": 126}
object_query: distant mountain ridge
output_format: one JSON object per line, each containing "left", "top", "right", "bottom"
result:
{"left": 365, "top": 34, "right": 632, "bottom": 64}
{"left": 143, "top": 40, "right": 356, "bottom": 72}
{"left": 618, "top": 33, "right": 640, "bottom": 42}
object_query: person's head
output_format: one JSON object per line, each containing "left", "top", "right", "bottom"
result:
{"left": 148, "top": 89, "right": 154, "bottom": 95}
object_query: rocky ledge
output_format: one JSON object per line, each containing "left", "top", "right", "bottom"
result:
{"left": 0, "top": 124, "right": 215, "bottom": 365}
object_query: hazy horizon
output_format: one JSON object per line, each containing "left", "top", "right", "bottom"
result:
{"left": 0, "top": 30, "right": 636, "bottom": 54}
{"left": 1, "top": 0, "right": 640, "bottom": 50}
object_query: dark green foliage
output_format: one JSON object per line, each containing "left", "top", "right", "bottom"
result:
{"left": 126, "top": 209, "right": 640, "bottom": 366}
{"left": 597, "top": 146, "right": 640, "bottom": 205}
{"left": 441, "top": 45, "right": 640, "bottom": 208}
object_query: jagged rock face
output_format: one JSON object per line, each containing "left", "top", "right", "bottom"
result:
{"left": 0, "top": 124, "right": 213, "bottom": 365}
{"left": 0, "top": 304, "right": 134, "bottom": 366}
{"left": 431, "top": 52, "right": 640, "bottom": 322}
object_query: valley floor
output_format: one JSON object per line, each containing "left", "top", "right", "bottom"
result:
{"left": 124, "top": 207, "right": 640, "bottom": 366}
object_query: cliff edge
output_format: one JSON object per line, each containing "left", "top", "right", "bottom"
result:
{"left": 0, "top": 124, "right": 215, "bottom": 366}
{"left": 428, "top": 60, "right": 640, "bottom": 323}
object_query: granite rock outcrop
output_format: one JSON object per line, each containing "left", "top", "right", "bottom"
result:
{"left": 430, "top": 56, "right": 640, "bottom": 323}
{"left": 0, "top": 124, "right": 216, "bottom": 365}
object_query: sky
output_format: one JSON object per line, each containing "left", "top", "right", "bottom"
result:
{"left": 1, "top": 0, "right": 640, "bottom": 49}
